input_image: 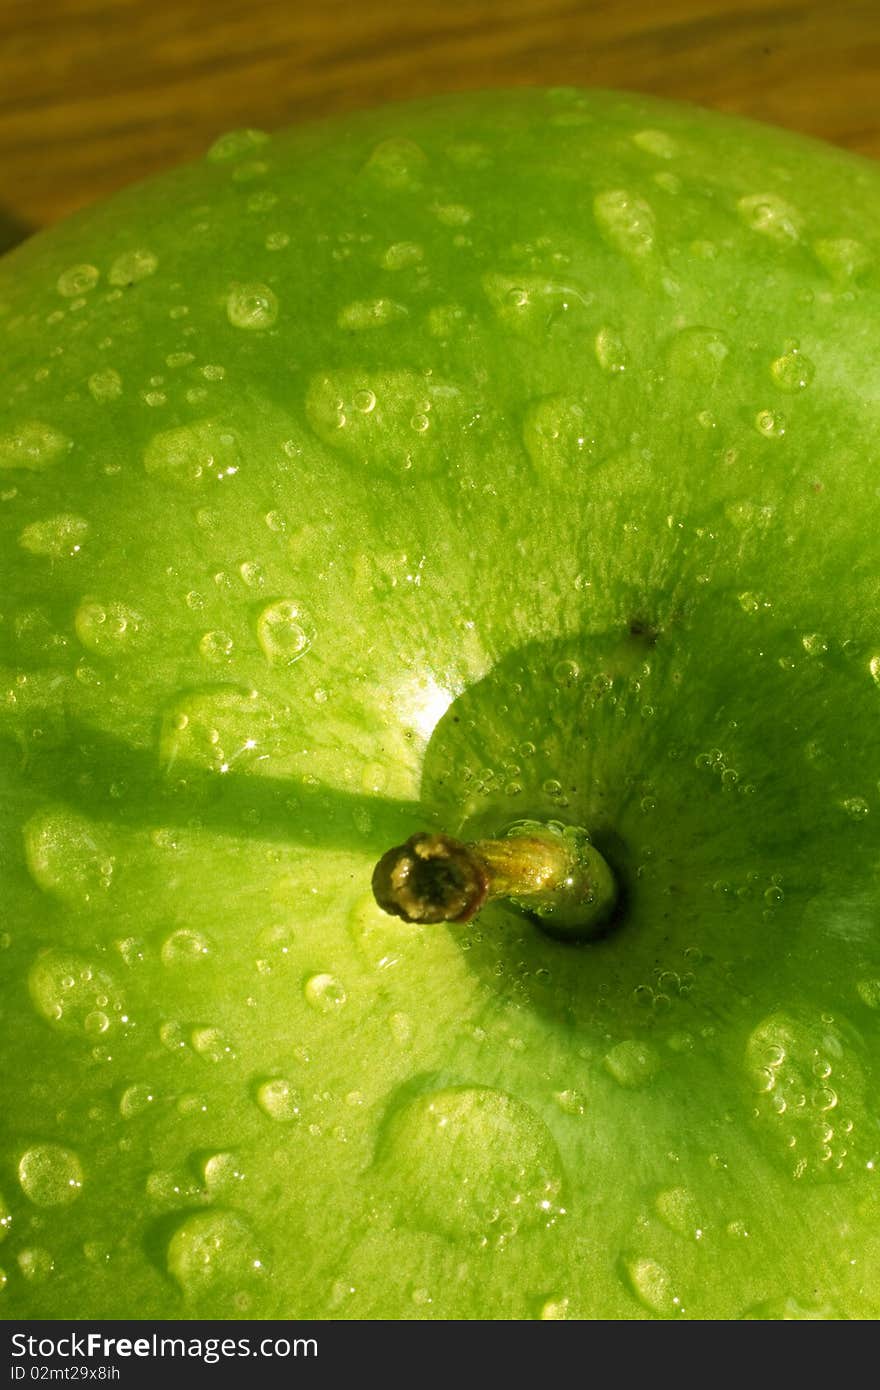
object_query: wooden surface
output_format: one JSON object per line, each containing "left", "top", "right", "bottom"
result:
{"left": 0, "top": 0, "right": 878, "bottom": 246}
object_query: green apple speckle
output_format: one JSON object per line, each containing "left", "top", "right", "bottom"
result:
{"left": 1, "top": 87, "right": 879, "bottom": 1320}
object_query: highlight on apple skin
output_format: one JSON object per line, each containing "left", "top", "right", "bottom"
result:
{"left": 1, "top": 86, "right": 879, "bottom": 1320}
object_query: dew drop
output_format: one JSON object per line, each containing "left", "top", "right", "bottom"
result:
{"left": 856, "top": 979, "right": 880, "bottom": 1009}
{"left": 19, "top": 513, "right": 88, "bottom": 558}
{"left": 161, "top": 929, "right": 211, "bottom": 966}
{"left": 655, "top": 1187, "right": 702, "bottom": 1238}
{"left": 17, "top": 1248, "right": 54, "bottom": 1283}
{"left": 771, "top": 349, "right": 815, "bottom": 391}
{"left": 666, "top": 326, "right": 730, "bottom": 382}
{"left": 363, "top": 138, "right": 428, "bottom": 189}
{"left": 256, "top": 599, "right": 315, "bottom": 665}
{"left": 376, "top": 1084, "right": 565, "bottom": 1238}
{"left": 166, "top": 1210, "right": 263, "bottom": 1293}
{"left": 29, "top": 949, "right": 124, "bottom": 1034}
{"left": 303, "top": 973, "right": 347, "bottom": 1012}
{"left": 338, "top": 298, "right": 407, "bottom": 331}
{"left": 593, "top": 190, "right": 656, "bottom": 257}
{"left": 813, "top": 237, "right": 871, "bottom": 281}
{"left": 75, "top": 599, "right": 141, "bottom": 655}
{"left": 737, "top": 193, "right": 802, "bottom": 243}
{"left": 755, "top": 409, "right": 786, "bottom": 438}
{"left": 23, "top": 807, "right": 114, "bottom": 903}
{"left": 119, "top": 1084, "right": 156, "bottom": 1118}
{"left": 87, "top": 368, "right": 123, "bottom": 402}
{"left": 553, "top": 1089, "right": 586, "bottom": 1116}
{"left": 594, "top": 326, "right": 628, "bottom": 373}
{"left": 18, "top": 1144, "right": 84, "bottom": 1207}
{"left": 604, "top": 1040, "right": 661, "bottom": 1089}
{"left": 191, "top": 1026, "right": 234, "bottom": 1062}
{"left": 0, "top": 1193, "right": 11, "bottom": 1243}
{"left": 144, "top": 419, "right": 241, "bottom": 487}
{"left": 622, "top": 1256, "right": 681, "bottom": 1317}
{"left": 0, "top": 421, "right": 71, "bottom": 472}
{"left": 382, "top": 241, "right": 424, "bottom": 270}
{"left": 254, "top": 1077, "right": 301, "bottom": 1122}
{"left": 226, "top": 282, "right": 278, "bottom": 330}
{"left": 57, "top": 264, "right": 99, "bottom": 297}
{"left": 539, "top": 1296, "right": 571, "bottom": 1319}
{"left": 108, "top": 249, "right": 158, "bottom": 286}
{"left": 207, "top": 129, "right": 270, "bottom": 162}
{"left": 632, "top": 129, "right": 677, "bottom": 159}
{"left": 199, "top": 630, "right": 234, "bottom": 662}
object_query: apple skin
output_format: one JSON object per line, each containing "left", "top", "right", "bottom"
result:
{"left": 1, "top": 87, "right": 879, "bottom": 1320}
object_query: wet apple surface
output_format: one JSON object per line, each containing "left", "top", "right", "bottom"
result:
{"left": 1, "top": 88, "right": 879, "bottom": 1319}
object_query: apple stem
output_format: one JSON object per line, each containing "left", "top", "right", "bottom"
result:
{"left": 371, "top": 820, "right": 618, "bottom": 940}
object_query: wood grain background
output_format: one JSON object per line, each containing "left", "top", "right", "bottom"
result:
{"left": 1, "top": 0, "right": 878, "bottom": 248}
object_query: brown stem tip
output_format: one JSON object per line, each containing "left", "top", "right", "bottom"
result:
{"left": 372, "top": 821, "right": 619, "bottom": 940}
{"left": 371, "top": 832, "right": 489, "bottom": 925}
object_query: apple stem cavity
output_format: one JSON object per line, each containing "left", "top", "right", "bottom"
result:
{"left": 371, "top": 819, "right": 618, "bottom": 941}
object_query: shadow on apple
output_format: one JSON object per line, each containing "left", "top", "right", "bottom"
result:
{"left": 0, "top": 207, "right": 33, "bottom": 257}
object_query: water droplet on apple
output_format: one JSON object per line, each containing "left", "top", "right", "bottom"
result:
{"left": 338, "top": 297, "right": 407, "bottom": 331}
{"left": 23, "top": 807, "right": 114, "bottom": 903}
{"left": 622, "top": 1256, "right": 682, "bottom": 1316}
{"left": 737, "top": 193, "right": 802, "bottom": 243}
{"left": 57, "top": 264, "right": 99, "bottom": 297}
{"left": 254, "top": 1077, "right": 301, "bottom": 1121}
{"left": 539, "top": 1295, "right": 571, "bottom": 1319}
{"left": 801, "top": 632, "right": 828, "bottom": 656}
{"left": 144, "top": 419, "right": 241, "bottom": 486}
{"left": 17, "top": 1248, "right": 54, "bottom": 1283}
{"left": 376, "top": 1084, "right": 565, "bottom": 1239}
{"left": 226, "top": 282, "right": 278, "bottom": 330}
{"left": 741, "top": 1295, "right": 845, "bottom": 1319}
{"left": 166, "top": 1210, "right": 264, "bottom": 1293}
{"left": 771, "top": 348, "right": 815, "bottom": 391}
{"left": 0, "top": 421, "right": 71, "bottom": 471}
{"left": 382, "top": 241, "right": 424, "bottom": 270}
{"left": 632, "top": 128, "right": 677, "bottom": 159}
{"left": 75, "top": 599, "right": 141, "bottom": 655}
{"left": 303, "top": 973, "right": 347, "bottom": 1012}
{"left": 666, "top": 326, "right": 730, "bottom": 382}
{"left": 755, "top": 408, "right": 786, "bottom": 438}
{"left": 841, "top": 796, "right": 869, "bottom": 819}
{"left": 207, "top": 129, "right": 270, "bottom": 162}
{"left": 198, "top": 629, "right": 234, "bottom": 663}
{"left": 594, "top": 325, "right": 628, "bottom": 372}
{"left": 29, "top": 949, "right": 125, "bottom": 1034}
{"left": 200, "top": 1153, "right": 244, "bottom": 1192}
{"left": 856, "top": 979, "right": 880, "bottom": 1009}
{"left": 523, "top": 394, "right": 594, "bottom": 476}
{"left": 191, "top": 1026, "right": 234, "bottom": 1061}
{"left": 108, "top": 249, "right": 158, "bottom": 286}
{"left": 0, "top": 1192, "right": 11, "bottom": 1243}
{"left": 18, "top": 1144, "right": 84, "bottom": 1207}
{"left": 119, "top": 1084, "right": 156, "bottom": 1118}
{"left": 604, "top": 1040, "right": 661, "bottom": 1088}
{"left": 161, "top": 929, "right": 211, "bottom": 966}
{"left": 18, "top": 513, "right": 88, "bottom": 557}
{"left": 655, "top": 1187, "right": 703, "bottom": 1238}
{"left": 363, "top": 137, "right": 427, "bottom": 189}
{"left": 745, "top": 1013, "right": 867, "bottom": 1178}
{"left": 553, "top": 1089, "right": 586, "bottom": 1116}
{"left": 160, "top": 685, "right": 263, "bottom": 774}
{"left": 593, "top": 189, "right": 656, "bottom": 257}
{"left": 256, "top": 599, "right": 314, "bottom": 665}
{"left": 87, "top": 368, "right": 123, "bottom": 402}
{"left": 813, "top": 236, "right": 871, "bottom": 281}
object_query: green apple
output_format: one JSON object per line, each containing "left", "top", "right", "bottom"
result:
{"left": 1, "top": 87, "right": 879, "bottom": 1321}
